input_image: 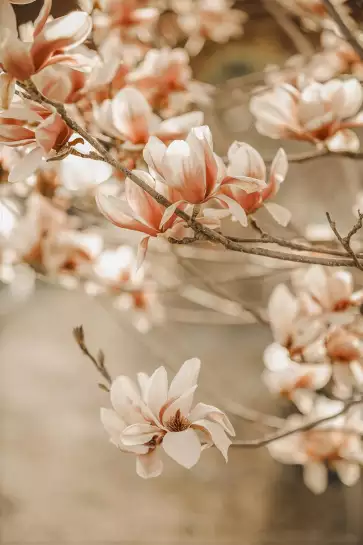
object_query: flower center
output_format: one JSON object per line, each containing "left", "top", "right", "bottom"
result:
{"left": 165, "top": 409, "right": 190, "bottom": 432}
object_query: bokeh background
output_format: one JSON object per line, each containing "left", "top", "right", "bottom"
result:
{"left": 1, "top": 1, "right": 363, "bottom": 543}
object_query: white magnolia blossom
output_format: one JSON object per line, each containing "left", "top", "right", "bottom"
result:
{"left": 101, "top": 358, "right": 235, "bottom": 478}
{"left": 268, "top": 396, "right": 363, "bottom": 494}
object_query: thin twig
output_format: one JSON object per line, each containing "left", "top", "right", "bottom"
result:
{"left": 326, "top": 211, "right": 363, "bottom": 271}
{"left": 73, "top": 325, "right": 112, "bottom": 389}
{"left": 232, "top": 395, "right": 363, "bottom": 448}
{"left": 265, "top": 148, "right": 363, "bottom": 164}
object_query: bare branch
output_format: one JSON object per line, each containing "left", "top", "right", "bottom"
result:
{"left": 323, "top": 0, "right": 363, "bottom": 61}
{"left": 326, "top": 211, "right": 363, "bottom": 271}
{"left": 232, "top": 395, "right": 363, "bottom": 448}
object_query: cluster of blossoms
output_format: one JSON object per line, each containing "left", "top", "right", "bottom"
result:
{"left": 263, "top": 266, "right": 363, "bottom": 493}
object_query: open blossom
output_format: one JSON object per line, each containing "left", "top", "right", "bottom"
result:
{"left": 96, "top": 170, "right": 220, "bottom": 265}
{"left": 263, "top": 343, "right": 331, "bottom": 412}
{"left": 101, "top": 358, "right": 235, "bottom": 478}
{"left": 218, "top": 142, "right": 290, "bottom": 226}
{"left": 171, "top": 0, "right": 247, "bottom": 56}
{"left": 0, "top": 0, "right": 92, "bottom": 106}
{"left": 0, "top": 99, "right": 73, "bottom": 182}
{"left": 250, "top": 78, "right": 363, "bottom": 152}
{"left": 93, "top": 86, "right": 204, "bottom": 150}
{"left": 143, "top": 126, "right": 271, "bottom": 227}
{"left": 268, "top": 396, "right": 363, "bottom": 494}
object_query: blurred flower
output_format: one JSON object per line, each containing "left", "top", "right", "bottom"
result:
{"left": 275, "top": 0, "right": 348, "bottom": 30}
{"left": 268, "top": 396, "right": 363, "bottom": 494}
{"left": 171, "top": 0, "right": 247, "bottom": 56}
{"left": 93, "top": 86, "right": 204, "bottom": 150}
{"left": 101, "top": 357, "right": 235, "bottom": 478}
{"left": 250, "top": 78, "right": 363, "bottom": 152}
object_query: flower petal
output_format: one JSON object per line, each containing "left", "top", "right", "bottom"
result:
{"left": 188, "top": 402, "right": 235, "bottom": 436}
{"left": 216, "top": 193, "right": 248, "bottom": 226}
{"left": 162, "top": 428, "right": 201, "bottom": 468}
{"left": 122, "top": 423, "right": 160, "bottom": 445}
{"left": 227, "top": 142, "right": 266, "bottom": 181}
{"left": 193, "top": 419, "right": 231, "bottom": 461}
{"left": 168, "top": 357, "right": 201, "bottom": 399}
{"left": 8, "top": 146, "right": 44, "bottom": 183}
{"left": 145, "top": 366, "right": 168, "bottom": 419}
{"left": 162, "top": 385, "right": 198, "bottom": 423}
{"left": 268, "top": 284, "right": 298, "bottom": 345}
{"left": 0, "top": 73, "right": 15, "bottom": 109}
{"left": 136, "top": 449, "right": 163, "bottom": 479}
{"left": 303, "top": 461, "right": 328, "bottom": 494}
{"left": 326, "top": 129, "right": 360, "bottom": 153}
{"left": 334, "top": 461, "right": 360, "bottom": 486}
{"left": 264, "top": 202, "right": 291, "bottom": 226}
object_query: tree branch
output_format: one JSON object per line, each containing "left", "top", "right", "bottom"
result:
{"left": 326, "top": 211, "right": 363, "bottom": 271}
{"left": 73, "top": 326, "right": 112, "bottom": 389}
{"left": 323, "top": 0, "right": 363, "bottom": 60}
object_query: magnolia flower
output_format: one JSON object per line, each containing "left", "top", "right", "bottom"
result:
{"left": 143, "top": 126, "right": 270, "bottom": 227}
{"left": 218, "top": 142, "right": 290, "bottom": 226}
{"left": 96, "top": 170, "right": 220, "bottom": 265}
{"left": 250, "top": 78, "right": 363, "bottom": 152}
{"left": 171, "top": 0, "right": 247, "bottom": 56}
{"left": 101, "top": 358, "right": 235, "bottom": 478}
{"left": 0, "top": 0, "right": 92, "bottom": 107}
{"left": 0, "top": 0, "right": 37, "bottom": 33}
{"left": 93, "top": 0, "right": 160, "bottom": 44}
{"left": 268, "top": 396, "right": 363, "bottom": 494}
{"left": 326, "top": 326, "right": 363, "bottom": 398}
{"left": 263, "top": 343, "right": 331, "bottom": 412}
{"left": 93, "top": 86, "right": 204, "bottom": 150}
{"left": 0, "top": 99, "right": 73, "bottom": 182}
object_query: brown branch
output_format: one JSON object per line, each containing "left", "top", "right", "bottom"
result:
{"left": 232, "top": 395, "right": 363, "bottom": 448}
{"left": 323, "top": 0, "right": 363, "bottom": 61}
{"left": 19, "top": 80, "right": 363, "bottom": 270}
{"left": 265, "top": 148, "right": 363, "bottom": 165}
{"left": 73, "top": 325, "right": 112, "bottom": 389}
{"left": 326, "top": 211, "right": 363, "bottom": 271}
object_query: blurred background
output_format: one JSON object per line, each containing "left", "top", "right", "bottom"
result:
{"left": 1, "top": 0, "right": 363, "bottom": 543}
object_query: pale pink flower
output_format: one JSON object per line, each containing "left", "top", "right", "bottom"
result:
{"left": 93, "top": 0, "right": 160, "bottom": 43}
{"left": 250, "top": 78, "right": 363, "bottom": 152}
{"left": 0, "top": 99, "right": 73, "bottom": 182}
{"left": 218, "top": 142, "right": 290, "bottom": 226}
{"left": 171, "top": 0, "right": 247, "bottom": 56}
{"left": 325, "top": 326, "right": 363, "bottom": 398}
{"left": 268, "top": 396, "right": 363, "bottom": 494}
{"left": 96, "top": 170, "right": 220, "bottom": 265}
{"left": 143, "top": 126, "right": 268, "bottom": 227}
{"left": 263, "top": 343, "right": 331, "bottom": 412}
{"left": 101, "top": 358, "right": 235, "bottom": 478}
{"left": 93, "top": 86, "right": 204, "bottom": 150}
{"left": 0, "top": 0, "right": 92, "bottom": 102}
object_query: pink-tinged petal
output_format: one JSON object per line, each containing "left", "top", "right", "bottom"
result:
{"left": 136, "top": 235, "right": 150, "bottom": 270}
{"left": 227, "top": 142, "right": 266, "bottom": 181}
{"left": 328, "top": 271, "right": 353, "bottom": 305}
{"left": 35, "top": 112, "right": 67, "bottom": 152}
{"left": 0, "top": 72, "right": 15, "bottom": 109}
{"left": 221, "top": 175, "right": 266, "bottom": 194}
{"left": 145, "top": 366, "right": 168, "bottom": 419}
{"left": 33, "top": 0, "right": 52, "bottom": 37}
{"left": 125, "top": 171, "right": 164, "bottom": 230}
{"left": 96, "top": 186, "right": 158, "bottom": 236}
{"left": 163, "top": 428, "right": 201, "bottom": 468}
{"left": 136, "top": 450, "right": 163, "bottom": 479}
{"left": 160, "top": 200, "right": 184, "bottom": 228}
{"left": 0, "top": 124, "right": 35, "bottom": 144}
{"left": 326, "top": 129, "right": 360, "bottom": 153}
{"left": 157, "top": 111, "right": 204, "bottom": 139}
{"left": 1, "top": 33, "right": 35, "bottom": 80}
{"left": 193, "top": 419, "right": 231, "bottom": 461}
{"left": 187, "top": 126, "right": 217, "bottom": 196}
{"left": 122, "top": 423, "right": 160, "bottom": 445}
{"left": 0, "top": 0, "right": 17, "bottom": 32}
{"left": 268, "top": 284, "right": 298, "bottom": 345}
{"left": 143, "top": 136, "right": 168, "bottom": 183}
{"left": 31, "top": 11, "right": 92, "bottom": 71}
{"left": 9, "top": 0, "right": 37, "bottom": 4}
{"left": 165, "top": 139, "right": 204, "bottom": 193}
{"left": 267, "top": 430, "right": 306, "bottom": 465}
{"left": 8, "top": 146, "right": 44, "bottom": 182}
{"left": 162, "top": 386, "right": 198, "bottom": 424}
{"left": 216, "top": 194, "right": 248, "bottom": 226}
{"left": 168, "top": 357, "right": 201, "bottom": 399}
{"left": 334, "top": 461, "right": 360, "bottom": 486}
{"left": 112, "top": 87, "right": 152, "bottom": 143}
{"left": 268, "top": 148, "right": 288, "bottom": 193}
{"left": 303, "top": 462, "right": 328, "bottom": 494}
{"left": 291, "top": 390, "right": 315, "bottom": 414}
{"left": 264, "top": 202, "right": 291, "bottom": 226}
{"left": 188, "top": 403, "right": 235, "bottom": 436}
